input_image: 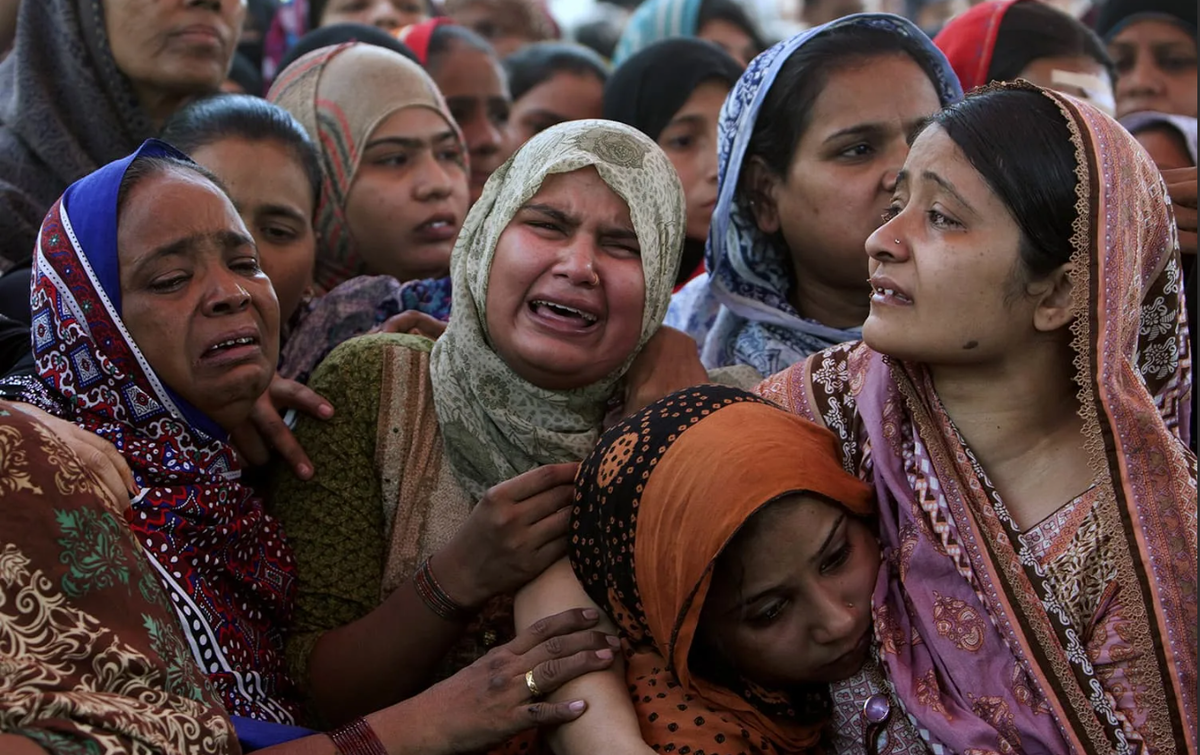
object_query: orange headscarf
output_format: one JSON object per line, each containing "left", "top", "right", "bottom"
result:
{"left": 571, "top": 385, "right": 874, "bottom": 753}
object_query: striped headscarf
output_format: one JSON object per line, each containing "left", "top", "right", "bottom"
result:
{"left": 268, "top": 42, "right": 463, "bottom": 292}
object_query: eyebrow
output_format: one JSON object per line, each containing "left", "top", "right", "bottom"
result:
{"left": 520, "top": 109, "right": 566, "bottom": 125}
{"left": 922, "top": 169, "right": 977, "bottom": 216}
{"left": 663, "top": 112, "right": 707, "bottom": 131}
{"left": 134, "top": 229, "right": 254, "bottom": 273}
{"left": 365, "top": 131, "right": 460, "bottom": 151}
{"left": 825, "top": 117, "right": 933, "bottom": 145}
{"left": 256, "top": 203, "right": 309, "bottom": 222}
{"left": 520, "top": 202, "right": 638, "bottom": 242}
{"left": 809, "top": 513, "right": 846, "bottom": 566}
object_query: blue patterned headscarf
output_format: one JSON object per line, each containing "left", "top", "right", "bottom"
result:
{"left": 612, "top": 0, "right": 703, "bottom": 65}
{"left": 665, "top": 14, "right": 962, "bottom": 378}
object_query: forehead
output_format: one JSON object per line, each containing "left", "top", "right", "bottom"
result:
{"left": 1111, "top": 18, "right": 1197, "bottom": 47}
{"left": 903, "top": 125, "right": 994, "bottom": 199}
{"left": 435, "top": 47, "right": 507, "bottom": 97}
{"left": 190, "top": 139, "right": 314, "bottom": 207}
{"left": 805, "top": 54, "right": 940, "bottom": 131}
{"left": 117, "top": 169, "right": 244, "bottom": 250}
{"left": 527, "top": 167, "right": 631, "bottom": 220}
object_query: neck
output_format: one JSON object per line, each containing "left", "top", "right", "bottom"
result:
{"left": 928, "top": 335, "right": 1093, "bottom": 529}
{"left": 134, "top": 85, "right": 195, "bottom": 131}
{"left": 789, "top": 275, "right": 870, "bottom": 331}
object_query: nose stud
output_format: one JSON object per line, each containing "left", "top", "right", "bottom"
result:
{"left": 894, "top": 238, "right": 901, "bottom": 245}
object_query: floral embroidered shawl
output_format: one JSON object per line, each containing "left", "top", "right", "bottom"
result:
{"left": 756, "top": 89, "right": 1196, "bottom": 754}
{"left": 0, "top": 140, "right": 301, "bottom": 724}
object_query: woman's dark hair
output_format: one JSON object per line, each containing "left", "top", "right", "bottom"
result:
{"left": 426, "top": 23, "right": 498, "bottom": 72}
{"left": 275, "top": 23, "right": 420, "bottom": 75}
{"left": 744, "top": 24, "right": 947, "bottom": 181}
{"left": 989, "top": 1, "right": 1115, "bottom": 85}
{"left": 117, "top": 157, "right": 226, "bottom": 219}
{"left": 160, "top": 95, "right": 322, "bottom": 212}
{"left": 698, "top": 0, "right": 767, "bottom": 56}
{"left": 926, "top": 84, "right": 1078, "bottom": 280}
{"left": 502, "top": 42, "right": 609, "bottom": 101}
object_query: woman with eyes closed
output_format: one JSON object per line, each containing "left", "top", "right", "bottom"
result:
{"left": 603, "top": 37, "right": 744, "bottom": 289}
{"left": 398, "top": 20, "right": 512, "bottom": 204}
{"left": 666, "top": 14, "right": 962, "bottom": 381}
{"left": 266, "top": 120, "right": 686, "bottom": 729}
{"left": 268, "top": 42, "right": 470, "bottom": 385}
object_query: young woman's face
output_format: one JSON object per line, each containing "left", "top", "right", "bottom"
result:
{"left": 118, "top": 167, "right": 279, "bottom": 432}
{"left": 430, "top": 42, "right": 512, "bottom": 203}
{"left": 1108, "top": 19, "right": 1198, "bottom": 118}
{"left": 658, "top": 79, "right": 729, "bottom": 243}
{"left": 702, "top": 493, "right": 880, "bottom": 686}
{"left": 485, "top": 167, "right": 646, "bottom": 390}
{"left": 344, "top": 107, "right": 470, "bottom": 282}
{"left": 189, "top": 137, "right": 317, "bottom": 322}
{"left": 751, "top": 54, "right": 942, "bottom": 309}
{"left": 697, "top": 19, "right": 756, "bottom": 68}
{"left": 862, "top": 125, "right": 1041, "bottom": 365}
{"left": 319, "top": 0, "right": 428, "bottom": 32}
{"left": 450, "top": 0, "right": 541, "bottom": 58}
{"left": 506, "top": 71, "right": 605, "bottom": 152}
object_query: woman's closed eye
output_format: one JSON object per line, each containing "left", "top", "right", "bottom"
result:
{"left": 819, "top": 541, "right": 853, "bottom": 575}
{"left": 749, "top": 598, "right": 789, "bottom": 627}
{"left": 148, "top": 274, "right": 190, "bottom": 293}
{"left": 259, "top": 224, "right": 300, "bottom": 244}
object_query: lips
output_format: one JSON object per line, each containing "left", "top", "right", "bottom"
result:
{"left": 869, "top": 275, "right": 913, "bottom": 305}
{"left": 526, "top": 295, "right": 602, "bottom": 333}
{"left": 412, "top": 212, "right": 459, "bottom": 243}
{"left": 171, "top": 23, "right": 225, "bottom": 45}
{"left": 200, "top": 327, "right": 262, "bottom": 363}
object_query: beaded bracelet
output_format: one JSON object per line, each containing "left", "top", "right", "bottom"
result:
{"left": 328, "top": 716, "right": 387, "bottom": 755}
{"left": 413, "top": 558, "right": 473, "bottom": 622}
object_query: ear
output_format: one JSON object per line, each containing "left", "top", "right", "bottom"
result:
{"left": 1031, "top": 263, "right": 1076, "bottom": 333}
{"left": 741, "top": 156, "right": 783, "bottom": 235}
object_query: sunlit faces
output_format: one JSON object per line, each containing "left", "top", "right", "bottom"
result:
{"left": 1018, "top": 55, "right": 1115, "bottom": 115}
{"left": 104, "top": 0, "right": 244, "bottom": 96}
{"left": 700, "top": 494, "right": 880, "bottom": 686}
{"left": 484, "top": 167, "right": 646, "bottom": 390}
{"left": 118, "top": 167, "right": 279, "bottom": 432}
{"left": 319, "top": 0, "right": 428, "bottom": 31}
{"left": 697, "top": 19, "right": 756, "bottom": 68}
{"left": 506, "top": 72, "right": 605, "bottom": 151}
{"left": 1108, "top": 19, "right": 1198, "bottom": 117}
{"left": 450, "top": 0, "right": 542, "bottom": 58}
{"left": 1133, "top": 125, "right": 1194, "bottom": 170}
{"left": 748, "top": 54, "right": 942, "bottom": 327}
{"left": 189, "top": 138, "right": 317, "bottom": 322}
{"left": 862, "top": 126, "right": 1046, "bottom": 365}
{"left": 658, "top": 79, "right": 729, "bottom": 243}
{"left": 344, "top": 107, "right": 469, "bottom": 282}
{"left": 431, "top": 43, "right": 512, "bottom": 203}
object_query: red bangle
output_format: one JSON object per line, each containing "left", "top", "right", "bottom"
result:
{"left": 328, "top": 716, "right": 387, "bottom": 755}
{"left": 413, "top": 558, "right": 474, "bottom": 622}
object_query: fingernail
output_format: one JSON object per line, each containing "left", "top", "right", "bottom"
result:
{"left": 606, "top": 635, "right": 620, "bottom": 648}
{"left": 319, "top": 404, "right": 334, "bottom": 418}
{"left": 582, "top": 608, "right": 599, "bottom": 620}
{"left": 568, "top": 701, "right": 586, "bottom": 712}
{"left": 595, "top": 649, "right": 613, "bottom": 660}
{"left": 297, "top": 464, "right": 313, "bottom": 479}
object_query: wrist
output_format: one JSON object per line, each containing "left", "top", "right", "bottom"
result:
{"left": 366, "top": 697, "right": 450, "bottom": 755}
{"left": 427, "top": 546, "right": 487, "bottom": 610}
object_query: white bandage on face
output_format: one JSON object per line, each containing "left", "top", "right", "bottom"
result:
{"left": 1050, "top": 69, "right": 1117, "bottom": 116}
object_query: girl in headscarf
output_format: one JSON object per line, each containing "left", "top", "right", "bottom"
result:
{"left": 570, "top": 385, "right": 878, "bottom": 754}
{"left": 934, "top": 0, "right": 1116, "bottom": 113}
{"left": 611, "top": 0, "right": 765, "bottom": 67}
{"left": 666, "top": 14, "right": 962, "bottom": 380}
{"left": 267, "top": 119, "right": 686, "bottom": 728}
{"left": 504, "top": 42, "right": 609, "bottom": 151}
{"left": 268, "top": 42, "right": 469, "bottom": 383}
{"left": 604, "top": 37, "right": 744, "bottom": 289}
{"left": 756, "top": 81, "right": 1195, "bottom": 754}
{"left": 1097, "top": 0, "right": 1196, "bottom": 118}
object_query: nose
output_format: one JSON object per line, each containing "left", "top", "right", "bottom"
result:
{"left": 1119, "top": 52, "right": 1165, "bottom": 98}
{"left": 412, "top": 152, "right": 456, "bottom": 202}
{"left": 465, "top": 112, "right": 504, "bottom": 161}
{"left": 809, "top": 588, "right": 860, "bottom": 646}
{"left": 702, "top": 140, "right": 720, "bottom": 186}
{"left": 553, "top": 238, "right": 601, "bottom": 288}
{"left": 368, "top": 0, "right": 403, "bottom": 29}
{"left": 202, "top": 268, "right": 252, "bottom": 316}
{"left": 866, "top": 213, "right": 909, "bottom": 263}
{"left": 881, "top": 144, "right": 908, "bottom": 195}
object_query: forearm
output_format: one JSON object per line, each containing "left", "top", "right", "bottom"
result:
{"left": 514, "top": 560, "right": 651, "bottom": 755}
{"left": 256, "top": 696, "right": 452, "bottom": 755}
{"left": 306, "top": 576, "right": 469, "bottom": 727}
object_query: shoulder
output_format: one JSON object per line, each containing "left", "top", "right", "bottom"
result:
{"left": 314, "top": 333, "right": 434, "bottom": 379}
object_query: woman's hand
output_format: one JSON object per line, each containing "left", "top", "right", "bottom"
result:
{"left": 608, "top": 326, "right": 707, "bottom": 428}
{"left": 229, "top": 373, "right": 333, "bottom": 480}
{"left": 5, "top": 401, "right": 137, "bottom": 510}
{"left": 1164, "top": 166, "right": 1197, "bottom": 257}
{"left": 409, "top": 608, "right": 618, "bottom": 752}
{"left": 434, "top": 463, "right": 578, "bottom": 607}
{"left": 370, "top": 310, "right": 448, "bottom": 340}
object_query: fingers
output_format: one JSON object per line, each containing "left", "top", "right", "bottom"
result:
{"left": 505, "top": 607, "right": 601, "bottom": 656}
{"left": 522, "top": 626, "right": 618, "bottom": 673}
{"left": 268, "top": 376, "right": 334, "bottom": 420}
{"left": 249, "top": 397, "right": 314, "bottom": 479}
{"left": 527, "top": 644, "right": 616, "bottom": 699}
{"left": 1173, "top": 203, "right": 1197, "bottom": 233}
{"left": 489, "top": 463, "right": 579, "bottom": 505}
{"left": 527, "top": 506, "right": 571, "bottom": 552}
{"left": 522, "top": 700, "right": 588, "bottom": 726}
{"left": 377, "top": 311, "right": 449, "bottom": 340}
{"left": 517, "top": 483, "right": 575, "bottom": 526}
{"left": 1179, "top": 230, "right": 1197, "bottom": 257}
{"left": 230, "top": 421, "right": 271, "bottom": 467}
{"left": 75, "top": 440, "right": 133, "bottom": 512}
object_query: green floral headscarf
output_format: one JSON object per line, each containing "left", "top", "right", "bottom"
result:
{"left": 429, "top": 119, "right": 686, "bottom": 499}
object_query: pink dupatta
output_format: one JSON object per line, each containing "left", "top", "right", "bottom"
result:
{"left": 758, "top": 88, "right": 1195, "bottom": 754}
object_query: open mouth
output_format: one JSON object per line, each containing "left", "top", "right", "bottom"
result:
{"left": 204, "top": 335, "right": 258, "bottom": 355}
{"left": 529, "top": 299, "right": 599, "bottom": 327}
{"left": 869, "top": 283, "right": 913, "bottom": 305}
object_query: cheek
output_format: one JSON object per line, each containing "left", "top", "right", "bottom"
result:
{"left": 606, "top": 263, "right": 646, "bottom": 337}
{"left": 121, "top": 298, "right": 189, "bottom": 379}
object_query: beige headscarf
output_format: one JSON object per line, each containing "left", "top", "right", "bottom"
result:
{"left": 429, "top": 119, "right": 685, "bottom": 500}
{"left": 267, "top": 42, "right": 464, "bottom": 292}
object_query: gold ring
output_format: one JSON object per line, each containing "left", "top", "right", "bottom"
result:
{"left": 525, "top": 669, "right": 542, "bottom": 699}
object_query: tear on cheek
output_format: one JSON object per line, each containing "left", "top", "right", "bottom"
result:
{"left": 962, "top": 340, "right": 979, "bottom": 350}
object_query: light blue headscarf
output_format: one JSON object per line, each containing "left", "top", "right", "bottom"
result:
{"left": 612, "top": 0, "right": 703, "bottom": 65}
{"left": 665, "top": 14, "right": 963, "bottom": 378}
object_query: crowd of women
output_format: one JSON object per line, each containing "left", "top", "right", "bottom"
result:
{"left": 0, "top": 0, "right": 1194, "bottom": 753}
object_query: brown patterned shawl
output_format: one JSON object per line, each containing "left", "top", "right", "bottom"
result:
{"left": 757, "top": 87, "right": 1196, "bottom": 754}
